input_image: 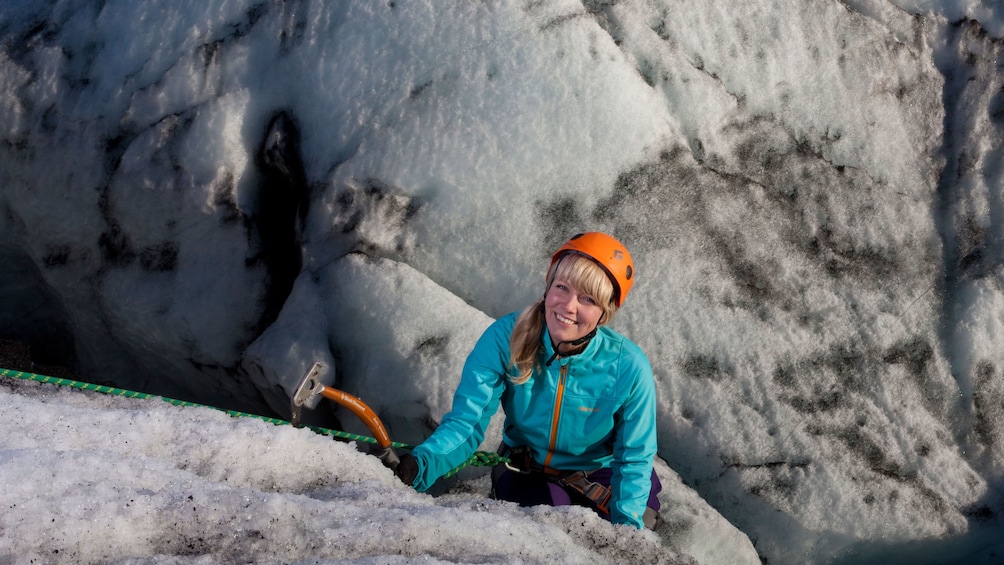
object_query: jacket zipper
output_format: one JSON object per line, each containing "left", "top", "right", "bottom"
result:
{"left": 543, "top": 363, "right": 568, "bottom": 468}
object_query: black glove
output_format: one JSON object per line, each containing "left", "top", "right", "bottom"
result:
{"left": 395, "top": 453, "right": 418, "bottom": 486}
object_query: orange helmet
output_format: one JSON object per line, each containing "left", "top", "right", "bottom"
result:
{"left": 550, "top": 232, "right": 635, "bottom": 307}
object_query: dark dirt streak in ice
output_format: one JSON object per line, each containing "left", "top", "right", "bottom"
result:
{"left": 931, "top": 19, "right": 1004, "bottom": 422}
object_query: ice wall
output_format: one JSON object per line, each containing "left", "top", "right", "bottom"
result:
{"left": 2, "top": 1, "right": 1004, "bottom": 563}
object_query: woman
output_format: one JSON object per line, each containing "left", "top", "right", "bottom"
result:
{"left": 395, "top": 232, "right": 660, "bottom": 529}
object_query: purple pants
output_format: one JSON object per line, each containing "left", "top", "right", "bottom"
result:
{"left": 491, "top": 465, "right": 662, "bottom": 522}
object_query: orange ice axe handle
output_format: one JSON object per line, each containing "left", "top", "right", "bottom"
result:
{"left": 291, "top": 362, "right": 400, "bottom": 469}
{"left": 318, "top": 386, "right": 392, "bottom": 448}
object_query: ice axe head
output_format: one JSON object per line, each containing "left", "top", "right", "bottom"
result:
{"left": 290, "top": 361, "right": 325, "bottom": 427}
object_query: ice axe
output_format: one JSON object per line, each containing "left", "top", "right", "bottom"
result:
{"left": 291, "top": 362, "right": 401, "bottom": 470}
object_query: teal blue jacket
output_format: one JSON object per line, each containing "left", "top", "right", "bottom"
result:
{"left": 411, "top": 312, "right": 658, "bottom": 528}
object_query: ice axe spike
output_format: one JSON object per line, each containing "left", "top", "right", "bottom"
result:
{"left": 290, "top": 362, "right": 400, "bottom": 470}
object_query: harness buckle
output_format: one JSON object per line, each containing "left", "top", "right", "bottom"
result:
{"left": 558, "top": 471, "right": 612, "bottom": 515}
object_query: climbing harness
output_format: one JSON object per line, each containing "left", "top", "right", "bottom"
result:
{"left": 0, "top": 365, "right": 504, "bottom": 479}
{"left": 498, "top": 445, "right": 612, "bottom": 516}
{"left": 496, "top": 444, "right": 660, "bottom": 529}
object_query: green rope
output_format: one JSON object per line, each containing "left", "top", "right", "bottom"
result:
{"left": 0, "top": 367, "right": 505, "bottom": 476}
{"left": 448, "top": 450, "right": 508, "bottom": 477}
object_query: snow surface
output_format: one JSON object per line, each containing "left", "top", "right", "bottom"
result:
{"left": 2, "top": 1, "right": 1004, "bottom": 564}
{"left": 0, "top": 374, "right": 744, "bottom": 565}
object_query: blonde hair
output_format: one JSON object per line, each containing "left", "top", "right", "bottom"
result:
{"left": 508, "top": 254, "right": 618, "bottom": 384}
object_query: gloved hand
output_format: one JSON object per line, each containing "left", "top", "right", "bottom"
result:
{"left": 395, "top": 453, "right": 418, "bottom": 486}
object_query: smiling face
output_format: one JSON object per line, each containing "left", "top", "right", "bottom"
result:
{"left": 542, "top": 254, "right": 617, "bottom": 347}
{"left": 544, "top": 278, "right": 604, "bottom": 345}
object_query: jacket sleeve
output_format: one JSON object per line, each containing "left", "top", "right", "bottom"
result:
{"left": 409, "top": 316, "right": 511, "bottom": 492}
{"left": 609, "top": 343, "right": 658, "bottom": 528}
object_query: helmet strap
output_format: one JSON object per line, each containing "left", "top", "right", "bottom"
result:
{"left": 545, "top": 328, "right": 597, "bottom": 366}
